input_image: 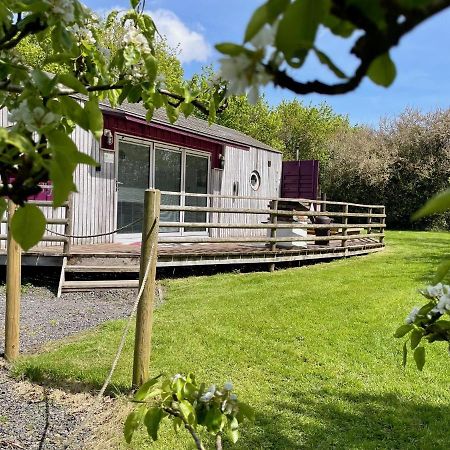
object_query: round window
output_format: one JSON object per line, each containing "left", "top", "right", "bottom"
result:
{"left": 250, "top": 170, "right": 261, "bottom": 191}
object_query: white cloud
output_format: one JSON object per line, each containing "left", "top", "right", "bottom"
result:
{"left": 149, "top": 9, "right": 211, "bottom": 64}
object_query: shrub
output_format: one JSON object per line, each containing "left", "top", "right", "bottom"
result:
{"left": 322, "top": 109, "right": 450, "bottom": 230}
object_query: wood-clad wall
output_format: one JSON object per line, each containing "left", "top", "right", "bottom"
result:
{"left": 211, "top": 145, "right": 282, "bottom": 237}
{"left": 71, "top": 128, "right": 116, "bottom": 244}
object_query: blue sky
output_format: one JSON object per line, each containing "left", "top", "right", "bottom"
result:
{"left": 88, "top": 0, "right": 450, "bottom": 126}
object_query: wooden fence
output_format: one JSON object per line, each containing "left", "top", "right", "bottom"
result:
{"left": 157, "top": 191, "right": 386, "bottom": 248}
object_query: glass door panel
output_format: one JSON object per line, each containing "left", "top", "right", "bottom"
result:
{"left": 185, "top": 154, "right": 209, "bottom": 232}
{"left": 117, "top": 141, "right": 150, "bottom": 235}
{"left": 154, "top": 147, "right": 182, "bottom": 233}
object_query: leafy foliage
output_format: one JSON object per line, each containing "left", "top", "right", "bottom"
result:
{"left": 322, "top": 109, "right": 450, "bottom": 230}
{"left": 124, "top": 374, "right": 253, "bottom": 449}
{"left": 216, "top": 0, "right": 450, "bottom": 99}
{"left": 395, "top": 284, "right": 450, "bottom": 370}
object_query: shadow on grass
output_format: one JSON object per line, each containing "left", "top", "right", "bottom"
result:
{"left": 252, "top": 388, "right": 450, "bottom": 449}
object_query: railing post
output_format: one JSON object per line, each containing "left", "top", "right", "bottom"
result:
{"left": 5, "top": 200, "right": 22, "bottom": 361}
{"left": 63, "top": 195, "right": 72, "bottom": 255}
{"left": 341, "top": 204, "right": 348, "bottom": 247}
{"left": 133, "top": 189, "right": 160, "bottom": 387}
{"left": 321, "top": 192, "right": 327, "bottom": 213}
{"left": 269, "top": 199, "right": 278, "bottom": 272}
{"left": 367, "top": 207, "right": 373, "bottom": 236}
{"left": 380, "top": 206, "right": 386, "bottom": 244}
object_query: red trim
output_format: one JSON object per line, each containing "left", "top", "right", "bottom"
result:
{"left": 102, "top": 112, "right": 226, "bottom": 168}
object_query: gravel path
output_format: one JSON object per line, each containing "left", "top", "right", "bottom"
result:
{"left": 0, "top": 284, "right": 165, "bottom": 449}
{"left": 0, "top": 286, "right": 142, "bottom": 354}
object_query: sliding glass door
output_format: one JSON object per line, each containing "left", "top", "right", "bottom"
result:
{"left": 185, "top": 154, "right": 209, "bottom": 232}
{"left": 116, "top": 137, "right": 210, "bottom": 239}
{"left": 117, "top": 140, "right": 150, "bottom": 235}
{"left": 154, "top": 147, "right": 182, "bottom": 233}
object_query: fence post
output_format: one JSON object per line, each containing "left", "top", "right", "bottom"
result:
{"left": 367, "top": 207, "right": 373, "bottom": 236}
{"left": 5, "top": 200, "right": 22, "bottom": 361}
{"left": 63, "top": 195, "right": 72, "bottom": 255}
{"left": 380, "top": 206, "right": 386, "bottom": 244}
{"left": 133, "top": 189, "right": 160, "bottom": 387}
{"left": 341, "top": 204, "right": 348, "bottom": 248}
{"left": 268, "top": 199, "right": 278, "bottom": 272}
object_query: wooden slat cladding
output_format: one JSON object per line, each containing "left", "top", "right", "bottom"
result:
{"left": 212, "top": 145, "right": 282, "bottom": 238}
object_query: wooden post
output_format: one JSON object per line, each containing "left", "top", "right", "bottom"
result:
{"left": 133, "top": 189, "right": 160, "bottom": 387}
{"left": 5, "top": 200, "right": 22, "bottom": 361}
{"left": 341, "top": 204, "right": 348, "bottom": 247}
{"left": 321, "top": 192, "right": 327, "bottom": 213}
{"left": 63, "top": 195, "right": 72, "bottom": 255}
{"left": 367, "top": 207, "right": 373, "bottom": 236}
{"left": 380, "top": 206, "right": 386, "bottom": 244}
{"left": 269, "top": 199, "right": 278, "bottom": 272}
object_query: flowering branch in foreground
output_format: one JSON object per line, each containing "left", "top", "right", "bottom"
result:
{"left": 395, "top": 284, "right": 450, "bottom": 370}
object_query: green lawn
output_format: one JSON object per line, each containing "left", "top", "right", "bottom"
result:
{"left": 14, "top": 231, "right": 450, "bottom": 449}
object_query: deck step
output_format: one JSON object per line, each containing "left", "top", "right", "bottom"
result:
{"left": 65, "top": 265, "right": 140, "bottom": 273}
{"left": 61, "top": 279, "right": 139, "bottom": 291}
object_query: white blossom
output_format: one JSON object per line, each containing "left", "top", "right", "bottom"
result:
{"left": 44, "top": 0, "right": 75, "bottom": 24}
{"left": 423, "top": 283, "right": 444, "bottom": 299}
{"left": 171, "top": 373, "right": 184, "bottom": 382}
{"left": 250, "top": 24, "right": 276, "bottom": 50}
{"left": 123, "top": 26, "right": 151, "bottom": 55}
{"left": 71, "top": 24, "right": 96, "bottom": 45}
{"left": 9, "top": 101, "right": 59, "bottom": 133}
{"left": 432, "top": 293, "right": 450, "bottom": 315}
{"left": 224, "top": 381, "right": 233, "bottom": 391}
{"left": 219, "top": 54, "right": 272, "bottom": 104}
{"left": 230, "top": 393, "right": 238, "bottom": 401}
{"left": 200, "top": 391, "right": 214, "bottom": 402}
{"left": 405, "top": 306, "right": 420, "bottom": 324}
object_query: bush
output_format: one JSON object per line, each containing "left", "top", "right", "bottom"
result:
{"left": 322, "top": 109, "right": 450, "bottom": 230}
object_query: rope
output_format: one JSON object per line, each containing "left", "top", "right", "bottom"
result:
{"left": 45, "top": 216, "right": 143, "bottom": 239}
{"left": 61, "top": 219, "right": 157, "bottom": 449}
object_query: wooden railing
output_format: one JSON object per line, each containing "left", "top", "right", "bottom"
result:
{"left": 0, "top": 199, "right": 72, "bottom": 254}
{"left": 158, "top": 191, "right": 386, "bottom": 248}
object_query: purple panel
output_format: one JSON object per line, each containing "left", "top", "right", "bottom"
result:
{"left": 281, "top": 160, "right": 319, "bottom": 199}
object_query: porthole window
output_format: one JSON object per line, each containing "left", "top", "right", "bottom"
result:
{"left": 250, "top": 170, "right": 261, "bottom": 191}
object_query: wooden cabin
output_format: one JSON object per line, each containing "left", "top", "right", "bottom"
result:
{"left": 0, "top": 104, "right": 386, "bottom": 293}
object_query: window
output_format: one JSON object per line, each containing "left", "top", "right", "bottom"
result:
{"left": 250, "top": 170, "right": 261, "bottom": 191}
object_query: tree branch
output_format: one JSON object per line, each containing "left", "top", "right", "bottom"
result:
{"left": 270, "top": 0, "right": 450, "bottom": 96}
{"left": 163, "top": 407, "right": 205, "bottom": 450}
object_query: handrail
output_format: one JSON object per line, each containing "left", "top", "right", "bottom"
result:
{"left": 160, "top": 204, "right": 386, "bottom": 218}
{"left": 160, "top": 190, "right": 385, "bottom": 209}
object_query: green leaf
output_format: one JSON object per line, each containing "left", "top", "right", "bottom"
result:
{"left": 59, "top": 97, "right": 89, "bottom": 130}
{"left": 58, "top": 73, "right": 88, "bottom": 95}
{"left": 276, "top": 0, "right": 330, "bottom": 62}
{"left": 402, "top": 341, "right": 408, "bottom": 368}
{"left": 244, "top": 3, "right": 269, "bottom": 42}
{"left": 322, "top": 14, "right": 355, "bottom": 37}
{"left": 165, "top": 104, "right": 179, "bottom": 124}
{"left": 134, "top": 375, "right": 162, "bottom": 401}
{"left": 32, "top": 70, "right": 57, "bottom": 96}
{"left": 84, "top": 99, "right": 104, "bottom": 139}
{"left": 413, "top": 346, "right": 426, "bottom": 371}
{"left": 394, "top": 324, "right": 413, "bottom": 338}
{"left": 313, "top": 48, "right": 347, "bottom": 79}
{"left": 412, "top": 188, "right": 450, "bottom": 220}
{"left": 143, "top": 54, "right": 158, "bottom": 85}
{"left": 215, "top": 43, "right": 245, "bottom": 56}
{"left": 434, "top": 259, "right": 450, "bottom": 284}
{"left": 367, "top": 53, "right": 397, "bottom": 87}
{"left": 143, "top": 407, "right": 164, "bottom": 441}
{"left": 410, "top": 328, "right": 423, "bottom": 349}
{"left": 11, "top": 204, "right": 46, "bottom": 251}
{"left": 124, "top": 405, "right": 146, "bottom": 444}
{"left": 204, "top": 407, "right": 224, "bottom": 433}
{"left": 0, "top": 198, "right": 7, "bottom": 222}
{"left": 179, "top": 400, "right": 196, "bottom": 425}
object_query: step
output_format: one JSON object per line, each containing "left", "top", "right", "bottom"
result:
{"left": 61, "top": 279, "right": 139, "bottom": 291}
{"left": 65, "top": 265, "right": 140, "bottom": 273}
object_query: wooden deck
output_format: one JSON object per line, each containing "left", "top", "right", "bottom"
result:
{"left": 0, "top": 237, "right": 384, "bottom": 268}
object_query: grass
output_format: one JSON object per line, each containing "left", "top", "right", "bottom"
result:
{"left": 13, "top": 231, "right": 450, "bottom": 449}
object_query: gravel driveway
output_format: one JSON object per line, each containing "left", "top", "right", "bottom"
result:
{"left": 0, "top": 284, "right": 164, "bottom": 449}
